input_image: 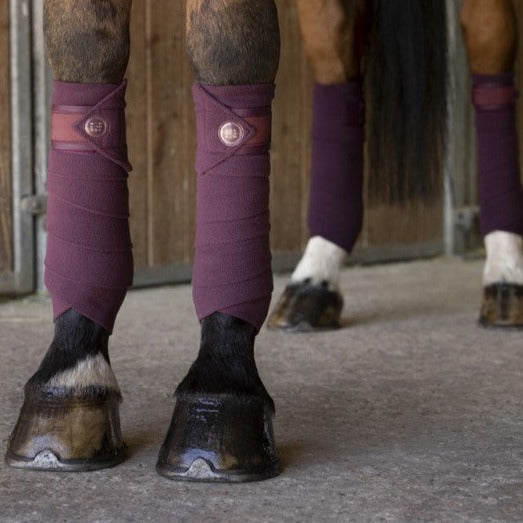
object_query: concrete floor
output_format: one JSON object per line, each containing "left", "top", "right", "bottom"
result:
{"left": 0, "top": 257, "right": 522, "bottom": 522}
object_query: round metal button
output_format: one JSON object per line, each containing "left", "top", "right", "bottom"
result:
{"left": 218, "top": 121, "right": 244, "bottom": 147}
{"left": 84, "top": 117, "right": 108, "bottom": 138}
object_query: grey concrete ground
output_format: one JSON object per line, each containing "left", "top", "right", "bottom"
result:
{"left": 0, "top": 257, "right": 522, "bottom": 522}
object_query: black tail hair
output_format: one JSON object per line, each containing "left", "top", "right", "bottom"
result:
{"left": 366, "top": 0, "right": 448, "bottom": 203}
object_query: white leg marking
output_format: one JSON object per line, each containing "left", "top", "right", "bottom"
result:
{"left": 483, "top": 231, "right": 523, "bottom": 286}
{"left": 47, "top": 353, "right": 120, "bottom": 393}
{"left": 291, "top": 236, "right": 347, "bottom": 289}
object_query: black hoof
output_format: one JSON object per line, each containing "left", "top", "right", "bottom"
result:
{"left": 5, "top": 387, "right": 126, "bottom": 472}
{"left": 156, "top": 393, "right": 280, "bottom": 482}
{"left": 267, "top": 281, "right": 344, "bottom": 332}
{"left": 479, "top": 283, "right": 523, "bottom": 329}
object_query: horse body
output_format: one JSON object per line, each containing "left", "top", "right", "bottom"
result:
{"left": 6, "top": 0, "right": 523, "bottom": 481}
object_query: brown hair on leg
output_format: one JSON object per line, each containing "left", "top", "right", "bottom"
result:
{"left": 461, "top": 0, "right": 517, "bottom": 74}
{"left": 186, "top": 0, "right": 280, "bottom": 85}
{"left": 44, "top": 0, "right": 132, "bottom": 83}
{"left": 296, "top": 0, "right": 370, "bottom": 84}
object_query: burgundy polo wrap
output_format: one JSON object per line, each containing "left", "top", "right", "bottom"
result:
{"left": 44, "top": 80, "right": 133, "bottom": 333}
{"left": 191, "top": 83, "right": 275, "bottom": 330}
{"left": 473, "top": 73, "right": 523, "bottom": 237}
{"left": 307, "top": 81, "right": 365, "bottom": 253}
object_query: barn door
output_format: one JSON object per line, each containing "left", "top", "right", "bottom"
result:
{"left": 0, "top": 0, "right": 36, "bottom": 296}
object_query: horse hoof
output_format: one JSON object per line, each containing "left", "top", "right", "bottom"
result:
{"left": 267, "top": 281, "right": 344, "bottom": 332}
{"left": 479, "top": 283, "right": 523, "bottom": 328}
{"left": 5, "top": 387, "right": 126, "bottom": 471}
{"left": 156, "top": 393, "right": 280, "bottom": 483}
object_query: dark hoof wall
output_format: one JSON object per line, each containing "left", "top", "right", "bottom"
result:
{"left": 5, "top": 388, "right": 126, "bottom": 472}
{"left": 267, "top": 281, "right": 344, "bottom": 332}
{"left": 479, "top": 283, "right": 523, "bottom": 329}
{"left": 156, "top": 394, "right": 280, "bottom": 483}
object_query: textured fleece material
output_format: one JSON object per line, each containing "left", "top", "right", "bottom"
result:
{"left": 473, "top": 73, "right": 523, "bottom": 236}
{"left": 192, "top": 83, "right": 274, "bottom": 330}
{"left": 44, "top": 80, "right": 133, "bottom": 333}
{"left": 307, "top": 82, "right": 365, "bottom": 253}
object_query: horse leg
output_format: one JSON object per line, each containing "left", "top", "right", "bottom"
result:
{"left": 156, "top": 0, "right": 281, "bottom": 482}
{"left": 268, "top": 0, "right": 369, "bottom": 331}
{"left": 461, "top": 0, "right": 523, "bottom": 326}
{"left": 5, "top": 0, "right": 132, "bottom": 470}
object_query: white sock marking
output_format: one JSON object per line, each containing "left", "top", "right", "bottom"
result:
{"left": 483, "top": 231, "right": 523, "bottom": 286}
{"left": 291, "top": 236, "right": 347, "bottom": 289}
{"left": 47, "top": 353, "right": 120, "bottom": 392}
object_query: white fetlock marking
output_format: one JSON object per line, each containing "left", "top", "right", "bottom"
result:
{"left": 483, "top": 231, "right": 523, "bottom": 286}
{"left": 291, "top": 236, "right": 347, "bottom": 289}
{"left": 47, "top": 353, "right": 120, "bottom": 393}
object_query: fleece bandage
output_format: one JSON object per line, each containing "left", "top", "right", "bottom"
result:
{"left": 191, "top": 83, "right": 275, "bottom": 330}
{"left": 307, "top": 82, "right": 365, "bottom": 253}
{"left": 473, "top": 73, "right": 523, "bottom": 237}
{"left": 44, "top": 81, "right": 133, "bottom": 333}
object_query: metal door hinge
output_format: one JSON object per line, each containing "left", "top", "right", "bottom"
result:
{"left": 20, "top": 194, "right": 47, "bottom": 215}
{"left": 454, "top": 205, "right": 479, "bottom": 232}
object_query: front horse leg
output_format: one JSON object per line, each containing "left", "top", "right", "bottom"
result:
{"left": 268, "top": 0, "right": 369, "bottom": 331}
{"left": 156, "top": 0, "right": 281, "bottom": 482}
{"left": 461, "top": 0, "right": 523, "bottom": 326}
{"left": 6, "top": 0, "right": 132, "bottom": 470}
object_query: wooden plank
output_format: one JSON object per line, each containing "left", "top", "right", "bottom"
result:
{"left": 181, "top": 5, "right": 197, "bottom": 266}
{"left": 147, "top": 0, "right": 195, "bottom": 266}
{"left": 364, "top": 201, "right": 442, "bottom": 247}
{"left": 127, "top": 0, "right": 148, "bottom": 269}
{"left": 270, "top": 0, "right": 310, "bottom": 252}
{"left": 298, "top": 27, "right": 314, "bottom": 247}
{"left": 0, "top": 0, "right": 11, "bottom": 275}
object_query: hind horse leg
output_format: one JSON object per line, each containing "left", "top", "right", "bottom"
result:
{"left": 268, "top": 0, "right": 369, "bottom": 331}
{"left": 461, "top": 0, "right": 523, "bottom": 326}
{"left": 155, "top": 0, "right": 281, "bottom": 482}
{"left": 5, "top": 0, "right": 132, "bottom": 470}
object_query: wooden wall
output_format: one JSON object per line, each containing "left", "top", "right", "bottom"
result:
{"left": 126, "top": 1, "right": 195, "bottom": 272}
{"left": 0, "top": 0, "right": 11, "bottom": 277}
{"left": 0, "top": 0, "right": 463, "bottom": 293}
{"left": 126, "top": 0, "right": 443, "bottom": 283}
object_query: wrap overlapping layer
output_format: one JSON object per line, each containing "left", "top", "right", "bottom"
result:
{"left": 44, "top": 81, "right": 133, "bottom": 333}
{"left": 307, "top": 82, "right": 365, "bottom": 253}
{"left": 192, "top": 83, "right": 275, "bottom": 330}
{"left": 473, "top": 73, "right": 523, "bottom": 237}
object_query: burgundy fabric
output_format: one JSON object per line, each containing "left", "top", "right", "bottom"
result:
{"left": 192, "top": 83, "right": 275, "bottom": 330}
{"left": 473, "top": 73, "right": 523, "bottom": 236}
{"left": 473, "top": 85, "right": 516, "bottom": 109}
{"left": 307, "top": 82, "right": 365, "bottom": 252}
{"left": 44, "top": 80, "right": 133, "bottom": 333}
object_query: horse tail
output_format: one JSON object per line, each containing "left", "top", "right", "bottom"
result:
{"left": 365, "top": 0, "right": 448, "bottom": 203}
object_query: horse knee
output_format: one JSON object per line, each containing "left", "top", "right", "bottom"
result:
{"left": 296, "top": 0, "right": 368, "bottom": 83}
{"left": 186, "top": 0, "right": 280, "bottom": 85}
{"left": 44, "top": 0, "right": 131, "bottom": 82}
{"left": 460, "top": 0, "right": 517, "bottom": 74}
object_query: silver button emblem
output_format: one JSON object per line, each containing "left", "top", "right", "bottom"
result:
{"left": 218, "top": 122, "right": 244, "bottom": 147}
{"left": 84, "top": 117, "right": 108, "bottom": 138}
